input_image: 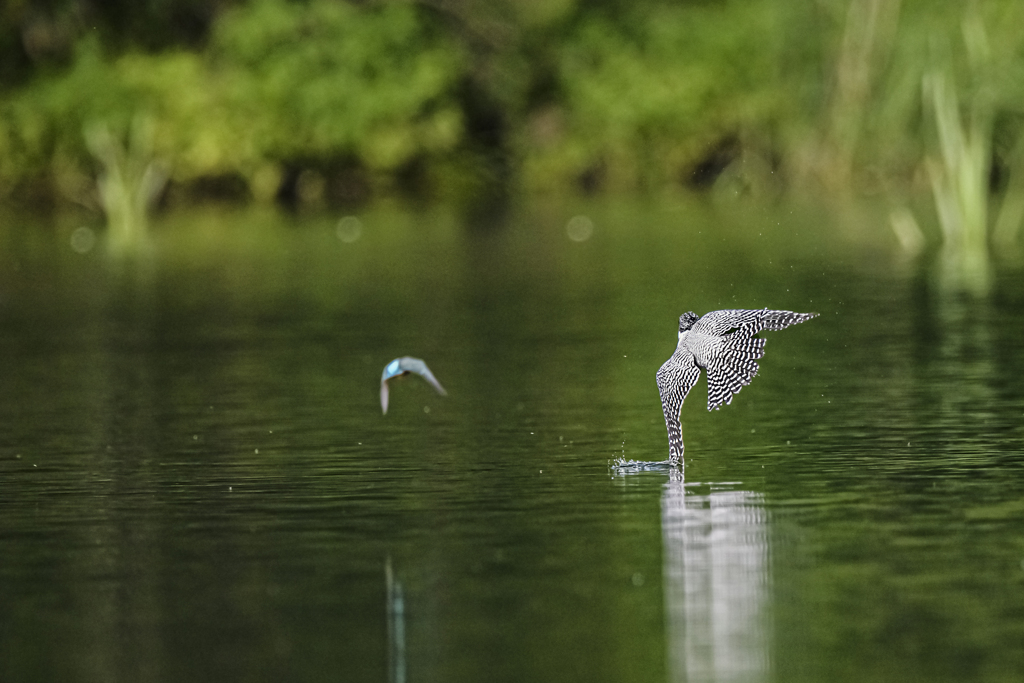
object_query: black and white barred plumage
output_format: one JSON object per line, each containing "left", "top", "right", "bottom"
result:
{"left": 656, "top": 308, "right": 817, "bottom": 465}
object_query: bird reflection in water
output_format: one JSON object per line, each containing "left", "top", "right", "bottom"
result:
{"left": 386, "top": 556, "right": 407, "bottom": 683}
{"left": 662, "top": 470, "right": 771, "bottom": 683}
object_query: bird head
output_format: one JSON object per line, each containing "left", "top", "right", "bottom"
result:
{"left": 679, "top": 312, "right": 698, "bottom": 333}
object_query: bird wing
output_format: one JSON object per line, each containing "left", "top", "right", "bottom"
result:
{"left": 403, "top": 358, "right": 447, "bottom": 396}
{"left": 380, "top": 380, "right": 390, "bottom": 415}
{"left": 691, "top": 309, "right": 766, "bottom": 336}
{"left": 693, "top": 308, "right": 818, "bottom": 336}
{"left": 695, "top": 309, "right": 816, "bottom": 410}
{"left": 703, "top": 334, "right": 766, "bottom": 410}
{"left": 754, "top": 309, "right": 818, "bottom": 331}
{"left": 657, "top": 350, "right": 702, "bottom": 463}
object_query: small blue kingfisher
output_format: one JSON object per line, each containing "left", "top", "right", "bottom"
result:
{"left": 381, "top": 357, "right": 447, "bottom": 414}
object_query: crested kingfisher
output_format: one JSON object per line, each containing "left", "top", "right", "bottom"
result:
{"left": 380, "top": 357, "right": 447, "bottom": 415}
{"left": 656, "top": 308, "right": 817, "bottom": 465}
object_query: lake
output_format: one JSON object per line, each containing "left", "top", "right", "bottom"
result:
{"left": 1, "top": 197, "right": 1023, "bottom": 683}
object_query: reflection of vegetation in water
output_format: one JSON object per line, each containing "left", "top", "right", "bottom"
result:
{"left": 84, "top": 115, "right": 167, "bottom": 255}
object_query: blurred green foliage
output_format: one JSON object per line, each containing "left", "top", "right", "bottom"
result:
{"left": 1, "top": 0, "right": 1024, "bottom": 212}
{"left": 0, "top": 0, "right": 467, "bottom": 204}
{"left": 524, "top": 0, "right": 801, "bottom": 193}
{"left": 212, "top": 1, "right": 464, "bottom": 176}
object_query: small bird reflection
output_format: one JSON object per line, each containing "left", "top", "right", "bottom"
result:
{"left": 662, "top": 471, "right": 771, "bottom": 683}
{"left": 385, "top": 556, "right": 406, "bottom": 683}
{"left": 380, "top": 357, "right": 447, "bottom": 415}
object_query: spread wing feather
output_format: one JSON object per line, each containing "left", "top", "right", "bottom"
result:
{"left": 403, "top": 358, "right": 448, "bottom": 396}
{"left": 691, "top": 309, "right": 765, "bottom": 335}
{"left": 692, "top": 309, "right": 815, "bottom": 410}
{"left": 705, "top": 334, "right": 766, "bottom": 410}
{"left": 693, "top": 308, "right": 818, "bottom": 336}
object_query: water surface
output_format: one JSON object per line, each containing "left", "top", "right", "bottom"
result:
{"left": 1, "top": 199, "right": 1023, "bottom": 683}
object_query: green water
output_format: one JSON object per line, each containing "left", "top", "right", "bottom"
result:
{"left": 1, "top": 199, "right": 1022, "bottom": 683}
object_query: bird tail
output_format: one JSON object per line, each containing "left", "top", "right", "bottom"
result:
{"left": 706, "top": 335, "right": 765, "bottom": 410}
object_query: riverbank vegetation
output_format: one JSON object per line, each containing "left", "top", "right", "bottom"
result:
{"left": 1, "top": 0, "right": 1024, "bottom": 227}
